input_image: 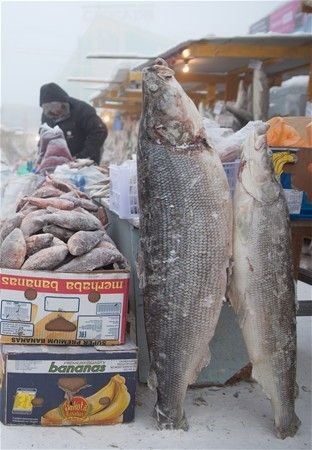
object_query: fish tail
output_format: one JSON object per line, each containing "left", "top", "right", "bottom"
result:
{"left": 274, "top": 412, "right": 301, "bottom": 439}
{"left": 153, "top": 404, "right": 189, "bottom": 431}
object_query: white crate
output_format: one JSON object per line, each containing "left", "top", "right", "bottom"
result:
{"left": 222, "top": 160, "right": 240, "bottom": 194}
{"left": 109, "top": 161, "right": 139, "bottom": 219}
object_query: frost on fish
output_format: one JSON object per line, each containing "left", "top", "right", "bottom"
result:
{"left": 0, "top": 228, "right": 26, "bottom": 268}
{"left": 45, "top": 210, "right": 102, "bottom": 231}
{"left": 26, "top": 233, "right": 54, "bottom": 256}
{"left": 229, "top": 125, "right": 300, "bottom": 439}
{"left": 67, "top": 230, "right": 105, "bottom": 256}
{"left": 42, "top": 224, "right": 74, "bottom": 242}
{"left": 137, "top": 58, "right": 232, "bottom": 430}
{"left": 22, "top": 244, "right": 68, "bottom": 270}
{"left": 20, "top": 210, "right": 51, "bottom": 237}
{"left": 56, "top": 241, "right": 125, "bottom": 272}
{"left": 0, "top": 213, "right": 24, "bottom": 243}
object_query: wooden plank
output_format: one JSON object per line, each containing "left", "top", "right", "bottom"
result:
{"left": 187, "top": 42, "right": 312, "bottom": 60}
{"left": 309, "top": 63, "right": 312, "bottom": 101}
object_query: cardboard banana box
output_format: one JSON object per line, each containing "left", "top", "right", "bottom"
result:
{"left": 0, "top": 340, "right": 137, "bottom": 426}
{"left": 0, "top": 268, "right": 129, "bottom": 345}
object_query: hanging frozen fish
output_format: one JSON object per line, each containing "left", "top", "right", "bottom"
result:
{"left": 137, "top": 58, "right": 232, "bottom": 430}
{"left": 228, "top": 125, "right": 300, "bottom": 439}
{"left": 252, "top": 67, "right": 269, "bottom": 121}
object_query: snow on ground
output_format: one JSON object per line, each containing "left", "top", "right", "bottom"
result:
{"left": 1, "top": 302, "right": 311, "bottom": 450}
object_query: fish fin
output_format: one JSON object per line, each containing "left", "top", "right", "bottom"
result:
{"left": 147, "top": 368, "right": 158, "bottom": 391}
{"left": 136, "top": 244, "right": 146, "bottom": 289}
{"left": 153, "top": 405, "right": 189, "bottom": 431}
{"left": 189, "top": 349, "right": 212, "bottom": 385}
{"left": 274, "top": 414, "right": 301, "bottom": 439}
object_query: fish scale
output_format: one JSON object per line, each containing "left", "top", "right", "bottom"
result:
{"left": 137, "top": 58, "right": 232, "bottom": 430}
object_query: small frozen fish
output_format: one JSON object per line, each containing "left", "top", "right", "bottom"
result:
{"left": 42, "top": 224, "right": 74, "bottom": 241}
{"left": 0, "top": 228, "right": 26, "bottom": 269}
{"left": 0, "top": 213, "right": 24, "bottom": 243}
{"left": 45, "top": 210, "right": 102, "bottom": 231}
{"left": 67, "top": 230, "right": 105, "bottom": 256}
{"left": 22, "top": 244, "right": 68, "bottom": 270}
{"left": 60, "top": 194, "right": 98, "bottom": 212}
{"left": 47, "top": 175, "right": 88, "bottom": 198}
{"left": 27, "top": 197, "right": 75, "bottom": 211}
{"left": 30, "top": 184, "right": 64, "bottom": 199}
{"left": 20, "top": 210, "right": 51, "bottom": 237}
{"left": 26, "top": 233, "right": 54, "bottom": 256}
{"left": 56, "top": 242, "right": 124, "bottom": 272}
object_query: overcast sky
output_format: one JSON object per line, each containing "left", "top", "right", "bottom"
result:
{"left": 1, "top": 0, "right": 283, "bottom": 110}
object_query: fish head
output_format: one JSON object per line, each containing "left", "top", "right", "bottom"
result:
{"left": 141, "top": 58, "right": 204, "bottom": 147}
{"left": 239, "top": 124, "right": 281, "bottom": 203}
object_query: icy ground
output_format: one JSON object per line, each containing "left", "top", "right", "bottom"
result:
{"left": 1, "top": 299, "right": 311, "bottom": 450}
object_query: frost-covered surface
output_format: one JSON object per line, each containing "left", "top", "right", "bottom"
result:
{"left": 1, "top": 312, "right": 311, "bottom": 449}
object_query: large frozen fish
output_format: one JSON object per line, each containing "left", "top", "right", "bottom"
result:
{"left": 137, "top": 58, "right": 232, "bottom": 430}
{"left": 228, "top": 125, "right": 300, "bottom": 439}
{"left": 0, "top": 228, "right": 26, "bottom": 269}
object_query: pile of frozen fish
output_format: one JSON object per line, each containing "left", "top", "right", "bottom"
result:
{"left": 138, "top": 58, "right": 299, "bottom": 439}
{"left": 0, "top": 174, "right": 126, "bottom": 272}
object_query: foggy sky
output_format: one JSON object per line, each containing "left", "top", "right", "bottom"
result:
{"left": 1, "top": 0, "right": 282, "bottom": 110}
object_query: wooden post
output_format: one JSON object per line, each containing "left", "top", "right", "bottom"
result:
{"left": 225, "top": 75, "right": 239, "bottom": 102}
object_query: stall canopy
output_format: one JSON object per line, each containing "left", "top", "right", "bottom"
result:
{"left": 88, "top": 34, "right": 312, "bottom": 112}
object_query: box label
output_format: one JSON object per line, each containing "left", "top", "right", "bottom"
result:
{"left": 0, "top": 269, "right": 129, "bottom": 345}
{"left": 7, "top": 358, "right": 138, "bottom": 374}
{"left": 1, "top": 300, "right": 32, "bottom": 322}
{"left": 1, "top": 321, "right": 34, "bottom": 337}
{"left": 44, "top": 296, "right": 79, "bottom": 312}
{"left": 77, "top": 316, "right": 120, "bottom": 340}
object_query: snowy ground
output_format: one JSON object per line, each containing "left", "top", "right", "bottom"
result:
{"left": 1, "top": 287, "right": 311, "bottom": 450}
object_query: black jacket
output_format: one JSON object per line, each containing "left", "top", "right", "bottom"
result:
{"left": 40, "top": 83, "right": 107, "bottom": 164}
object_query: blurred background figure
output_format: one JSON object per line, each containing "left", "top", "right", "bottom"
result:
{"left": 40, "top": 82, "right": 107, "bottom": 164}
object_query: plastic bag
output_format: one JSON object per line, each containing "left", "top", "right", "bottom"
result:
{"left": 54, "top": 164, "right": 108, "bottom": 193}
{"left": 0, "top": 173, "right": 44, "bottom": 218}
{"left": 204, "top": 118, "right": 265, "bottom": 162}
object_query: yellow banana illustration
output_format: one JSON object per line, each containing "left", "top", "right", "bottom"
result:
{"left": 41, "top": 374, "right": 128, "bottom": 425}
{"left": 272, "top": 152, "right": 295, "bottom": 177}
{"left": 85, "top": 379, "right": 130, "bottom": 424}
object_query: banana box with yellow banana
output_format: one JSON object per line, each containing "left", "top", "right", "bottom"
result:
{"left": 0, "top": 268, "right": 130, "bottom": 345}
{"left": 0, "top": 340, "right": 137, "bottom": 426}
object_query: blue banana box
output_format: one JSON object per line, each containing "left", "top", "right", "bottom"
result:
{"left": 0, "top": 340, "right": 137, "bottom": 426}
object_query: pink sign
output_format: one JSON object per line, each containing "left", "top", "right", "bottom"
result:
{"left": 269, "top": 0, "right": 301, "bottom": 33}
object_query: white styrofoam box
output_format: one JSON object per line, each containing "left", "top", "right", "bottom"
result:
{"left": 109, "top": 161, "right": 139, "bottom": 220}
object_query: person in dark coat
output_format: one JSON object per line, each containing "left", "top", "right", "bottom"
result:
{"left": 40, "top": 82, "right": 107, "bottom": 164}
